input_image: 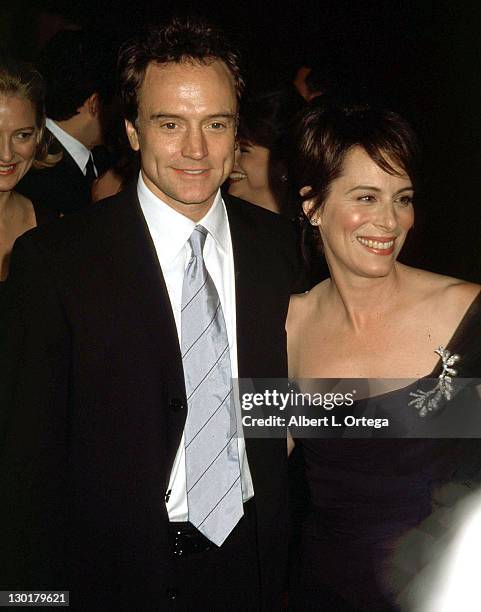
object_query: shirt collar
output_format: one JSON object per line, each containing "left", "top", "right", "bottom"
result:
{"left": 46, "top": 118, "right": 91, "bottom": 174}
{"left": 137, "top": 172, "right": 229, "bottom": 267}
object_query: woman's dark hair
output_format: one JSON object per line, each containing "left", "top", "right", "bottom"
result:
{"left": 291, "top": 100, "right": 421, "bottom": 223}
{"left": 238, "top": 85, "right": 306, "bottom": 216}
{"left": 289, "top": 99, "right": 421, "bottom": 268}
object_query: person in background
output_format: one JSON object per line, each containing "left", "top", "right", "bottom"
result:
{"left": 228, "top": 85, "right": 305, "bottom": 217}
{"left": 0, "top": 58, "right": 58, "bottom": 283}
{"left": 91, "top": 96, "right": 139, "bottom": 201}
{"left": 287, "top": 101, "right": 481, "bottom": 611}
{"left": 16, "top": 30, "right": 115, "bottom": 215}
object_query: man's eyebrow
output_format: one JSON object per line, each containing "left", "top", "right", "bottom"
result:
{"left": 148, "top": 112, "right": 237, "bottom": 121}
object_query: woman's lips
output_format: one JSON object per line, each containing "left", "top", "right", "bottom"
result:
{"left": 0, "top": 163, "right": 17, "bottom": 175}
{"left": 356, "top": 236, "right": 396, "bottom": 256}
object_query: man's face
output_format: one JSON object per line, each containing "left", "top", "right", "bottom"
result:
{"left": 126, "top": 59, "right": 238, "bottom": 220}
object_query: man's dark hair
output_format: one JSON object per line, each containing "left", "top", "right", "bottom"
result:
{"left": 118, "top": 16, "right": 244, "bottom": 124}
{"left": 39, "top": 30, "right": 115, "bottom": 121}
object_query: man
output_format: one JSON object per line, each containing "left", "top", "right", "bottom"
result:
{"left": 0, "top": 17, "right": 299, "bottom": 611}
{"left": 16, "top": 30, "right": 114, "bottom": 215}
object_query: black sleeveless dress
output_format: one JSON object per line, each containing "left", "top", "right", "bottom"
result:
{"left": 289, "top": 292, "right": 481, "bottom": 611}
{"left": 0, "top": 199, "right": 58, "bottom": 291}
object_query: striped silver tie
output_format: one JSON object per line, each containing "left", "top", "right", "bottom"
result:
{"left": 181, "top": 225, "right": 243, "bottom": 546}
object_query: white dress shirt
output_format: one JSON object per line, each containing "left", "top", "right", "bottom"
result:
{"left": 46, "top": 118, "right": 97, "bottom": 177}
{"left": 137, "top": 173, "right": 254, "bottom": 521}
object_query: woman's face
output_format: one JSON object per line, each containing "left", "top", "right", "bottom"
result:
{"left": 0, "top": 94, "right": 38, "bottom": 193}
{"left": 304, "top": 146, "right": 415, "bottom": 279}
{"left": 228, "top": 140, "right": 272, "bottom": 206}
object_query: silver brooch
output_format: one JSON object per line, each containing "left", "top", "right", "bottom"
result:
{"left": 408, "top": 346, "right": 461, "bottom": 417}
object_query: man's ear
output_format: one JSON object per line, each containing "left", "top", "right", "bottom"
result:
{"left": 125, "top": 119, "right": 140, "bottom": 151}
{"left": 86, "top": 92, "right": 101, "bottom": 117}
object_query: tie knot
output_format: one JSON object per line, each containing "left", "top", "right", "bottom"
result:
{"left": 189, "top": 225, "right": 208, "bottom": 257}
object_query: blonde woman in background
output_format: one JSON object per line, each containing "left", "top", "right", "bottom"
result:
{"left": 0, "top": 58, "right": 59, "bottom": 282}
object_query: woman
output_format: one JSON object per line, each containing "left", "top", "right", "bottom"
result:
{"left": 228, "top": 85, "right": 305, "bottom": 216}
{"left": 287, "top": 102, "right": 481, "bottom": 610}
{"left": 0, "top": 59, "right": 58, "bottom": 282}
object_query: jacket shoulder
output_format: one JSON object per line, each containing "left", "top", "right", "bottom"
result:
{"left": 18, "top": 187, "right": 132, "bottom": 253}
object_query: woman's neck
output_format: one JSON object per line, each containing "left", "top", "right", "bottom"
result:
{"left": 0, "top": 190, "right": 16, "bottom": 220}
{"left": 325, "top": 262, "right": 406, "bottom": 332}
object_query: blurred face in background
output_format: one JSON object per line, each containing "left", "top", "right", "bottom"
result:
{"left": 0, "top": 94, "right": 38, "bottom": 193}
{"left": 228, "top": 140, "right": 279, "bottom": 213}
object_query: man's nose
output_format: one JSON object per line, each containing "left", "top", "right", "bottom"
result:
{"left": 181, "top": 128, "right": 208, "bottom": 160}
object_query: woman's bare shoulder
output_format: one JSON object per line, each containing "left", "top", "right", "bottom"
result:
{"left": 403, "top": 265, "right": 481, "bottom": 315}
{"left": 288, "top": 280, "right": 329, "bottom": 324}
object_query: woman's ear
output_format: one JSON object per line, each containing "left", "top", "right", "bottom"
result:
{"left": 300, "top": 187, "right": 321, "bottom": 227}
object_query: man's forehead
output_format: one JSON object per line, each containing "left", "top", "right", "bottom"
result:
{"left": 143, "top": 57, "right": 235, "bottom": 87}
{"left": 138, "top": 59, "right": 238, "bottom": 113}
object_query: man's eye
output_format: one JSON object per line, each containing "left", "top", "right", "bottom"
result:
{"left": 161, "top": 122, "right": 177, "bottom": 130}
{"left": 358, "top": 195, "right": 375, "bottom": 203}
{"left": 209, "top": 122, "right": 225, "bottom": 130}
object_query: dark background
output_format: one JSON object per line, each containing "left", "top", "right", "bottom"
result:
{"left": 3, "top": 0, "right": 481, "bottom": 280}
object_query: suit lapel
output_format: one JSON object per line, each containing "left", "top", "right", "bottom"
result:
{"left": 119, "top": 184, "right": 185, "bottom": 391}
{"left": 225, "top": 195, "right": 288, "bottom": 495}
{"left": 110, "top": 185, "right": 187, "bottom": 474}
{"left": 226, "top": 198, "right": 258, "bottom": 379}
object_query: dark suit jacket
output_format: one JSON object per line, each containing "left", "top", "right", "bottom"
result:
{"left": 0, "top": 186, "right": 299, "bottom": 609}
{"left": 16, "top": 128, "right": 92, "bottom": 215}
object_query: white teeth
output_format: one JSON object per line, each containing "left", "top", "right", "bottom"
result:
{"left": 0, "top": 165, "right": 14, "bottom": 171}
{"left": 229, "top": 172, "right": 246, "bottom": 180}
{"left": 357, "top": 237, "right": 394, "bottom": 250}
{"left": 182, "top": 170, "right": 204, "bottom": 174}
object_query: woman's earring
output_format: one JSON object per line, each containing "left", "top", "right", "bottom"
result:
{"left": 310, "top": 217, "right": 319, "bottom": 226}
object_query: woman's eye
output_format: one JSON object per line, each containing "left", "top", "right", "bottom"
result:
{"left": 397, "top": 195, "right": 414, "bottom": 206}
{"left": 15, "top": 131, "right": 34, "bottom": 141}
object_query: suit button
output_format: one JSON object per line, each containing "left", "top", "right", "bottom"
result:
{"left": 165, "top": 588, "right": 178, "bottom": 600}
{"left": 169, "top": 398, "right": 184, "bottom": 412}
